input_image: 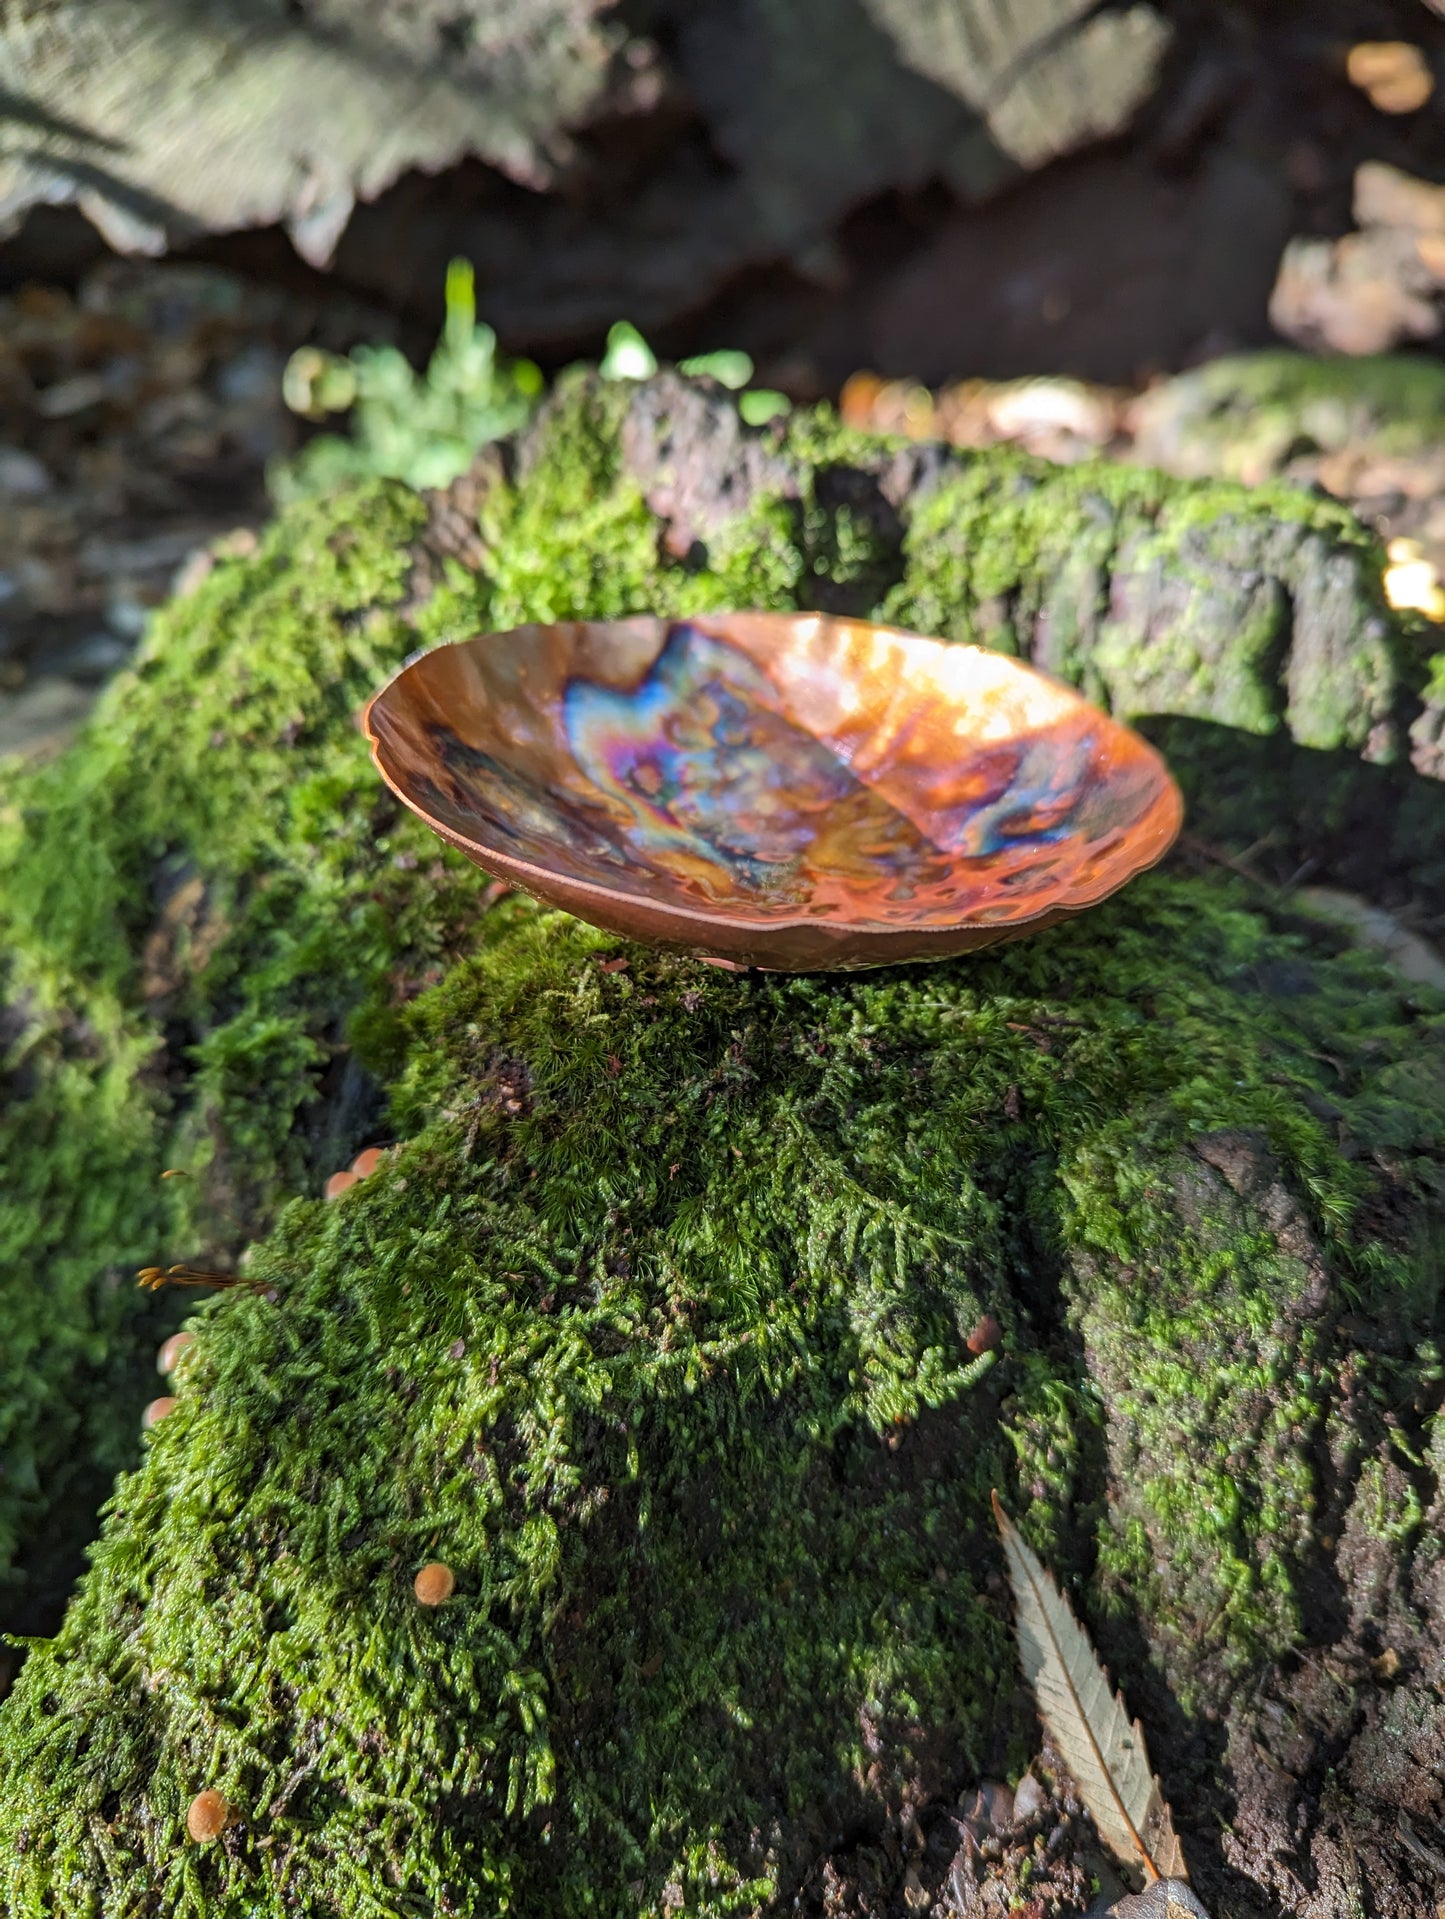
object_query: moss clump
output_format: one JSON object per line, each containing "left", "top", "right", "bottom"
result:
{"left": 0, "top": 481, "right": 486, "bottom": 1632}
{"left": 1, "top": 374, "right": 1443, "bottom": 1912}
{"left": 1129, "top": 348, "right": 1445, "bottom": 480}
{"left": 2, "top": 877, "right": 1442, "bottom": 1914}
{"left": 881, "top": 447, "right": 1396, "bottom": 754}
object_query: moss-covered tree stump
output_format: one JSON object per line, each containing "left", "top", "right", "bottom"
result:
{"left": 2, "top": 377, "right": 1443, "bottom": 1916}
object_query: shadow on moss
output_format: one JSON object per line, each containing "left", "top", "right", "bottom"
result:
{"left": 1143, "top": 715, "right": 1445, "bottom": 937}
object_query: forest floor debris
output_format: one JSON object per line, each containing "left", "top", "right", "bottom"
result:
{"left": 0, "top": 259, "right": 390, "bottom": 757}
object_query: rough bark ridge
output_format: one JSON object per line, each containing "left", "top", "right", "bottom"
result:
{"left": 0, "top": 0, "right": 1166, "bottom": 316}
{"left": 0, "top": 378, "right": 1442, "bottom": 1916}
{"left": 0, "top": 0, "right": 635, "bottom": 261}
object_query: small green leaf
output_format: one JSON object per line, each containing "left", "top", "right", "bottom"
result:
{"left": 678, "top": 349, "right": 754, "bottom": 390}
{"left": 739, "top": 389, "right": 790, "bottom": 426}
{"left": 600, "top": 321, "right": 658, "bottom": 381}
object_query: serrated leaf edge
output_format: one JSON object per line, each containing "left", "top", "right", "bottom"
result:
{"left": 992, "top": 1491, "right": 1188, "bottom": 1885}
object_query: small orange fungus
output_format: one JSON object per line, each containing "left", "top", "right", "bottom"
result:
{"left": 186, "top": 1789, "right": 234, "bottom": 1842}
{"left": 324, "top": 1169, "right": 360, "bottom": 1201}
{"left": 350, "top": 1146, "right": 387, "bottom": 1178}
{"left": 839, "top": 370, "right": 884, "bottom": 427}
{"left": 157, "top": 1331, "right": 195, "bottom": 1375}
{"left": 966, "top": 1313, "right": 1003, "bottom": 1357}
{"left": 414, "top": 1562, "right": 457, "bottom": 1606}
{"left": 143, "top": 1397, "right": 178, "bottom": 1428}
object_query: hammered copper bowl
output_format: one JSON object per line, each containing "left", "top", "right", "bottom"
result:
{"left": 363, "top": 612, "right": 1183, "bottom": 972}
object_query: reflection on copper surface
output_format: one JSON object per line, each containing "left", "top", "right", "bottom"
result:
{"left": 364, "top": 613, "right": 1183, "bottom": 971}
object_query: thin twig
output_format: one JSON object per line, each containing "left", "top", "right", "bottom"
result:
{"left": 1398, "top": 1810, "right": 1445, "bottom": 1880}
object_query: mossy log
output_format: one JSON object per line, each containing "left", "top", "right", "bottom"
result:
{"left": 1, "top": 377, "right": 1443, "bottom": 1915}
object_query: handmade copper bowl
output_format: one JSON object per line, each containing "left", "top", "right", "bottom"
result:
{"left": 363, "top": 613, "right": 1183, "bottom": 972}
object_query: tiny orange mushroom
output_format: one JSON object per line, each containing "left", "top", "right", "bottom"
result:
{"left": 157, "top": 1331, "right": 195, "bottom": 1375}
{"left": 143, "top": 1396, "right": 178, "bottom": 1428}
{"left": 324, "top": 1169, "right": 360, "bottom": 1201}
{"left": 413, "top": 1562, "right": 457, "bottom": 1607}
{"left": 350, "top": 1146, "right": 388, "bottom": 1178}
{"left": 966, "top": 1314, "right": 1003, "bottom": 1357}
{"left": 186, "top": 1790, "right": 234, "bottom": 1843}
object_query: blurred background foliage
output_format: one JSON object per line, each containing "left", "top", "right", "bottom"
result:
{"left": 273, "top": 261, "right": 544, "bottom": 498}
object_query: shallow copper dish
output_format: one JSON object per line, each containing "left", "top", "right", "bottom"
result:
{"left": 363, "top": 613, "right": 1183, "bottom": 971}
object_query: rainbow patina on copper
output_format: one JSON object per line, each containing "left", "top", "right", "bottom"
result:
{"left": 364, "top": 613, "right": 1183, "bottom": 970}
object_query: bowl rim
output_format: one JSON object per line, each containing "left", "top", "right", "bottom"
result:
{"left": 362, "top": 611, "right": 1185, "bottom": 943}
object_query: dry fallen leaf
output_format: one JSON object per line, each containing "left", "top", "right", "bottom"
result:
{"left": 1113, "top": 1882, "right": 1212, "bottom": 1918}
{"left": 1346, "top": 41, "right": 1434, "bottom": 114}
{"left": 1354, "top": 160, "right": 1445, "bottom": 234}
{"left": 1384, "top": 541, "right": 1445, "bottom": 620}
{"left": 992, "top": 1492, "right": 1189, "bottom": 1885}
{"left": 1295, "top": 885, "right": 1445, "bottom": 992}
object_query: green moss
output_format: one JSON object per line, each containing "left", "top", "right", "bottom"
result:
{"left": 883, "top": 452, "right": 1395, "bottom": 752}
{"left": 1348, "top": 1454, "right": 1426, "bottom": 1548}
{"left": 0, "top": 481, "right": 488, "bottom": 1628}
{"left": 3, "top": 875, "right": 1441, "bottom": 1913}
{"left": 1131, "top": 349, "right": 1445, "bottom": 480}
{"left": 1, "top": 374, "right": 1443, "bottom": 1912}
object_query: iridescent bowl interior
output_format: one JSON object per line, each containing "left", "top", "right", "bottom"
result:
{"left": 363, "top": 613, "right": 1183, "bottom": 971}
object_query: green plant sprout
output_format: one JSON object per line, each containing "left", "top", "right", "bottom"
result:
{"left": 603, "top": 328, "right": 790, "bottom": 423}
{"left": 677, "top": 348, "right": 752, "bottom": 388}
{"left": 599, "top": 320, "right": 659, "bottom": 380}
{"left": 271, "top": 260, "right": 544, "bottom": 499}
{"left": 273, "top": 286, "right": 790, "bottom": 504}
{"left": 737, "top": 388, "right": 790, "bottom": 424}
